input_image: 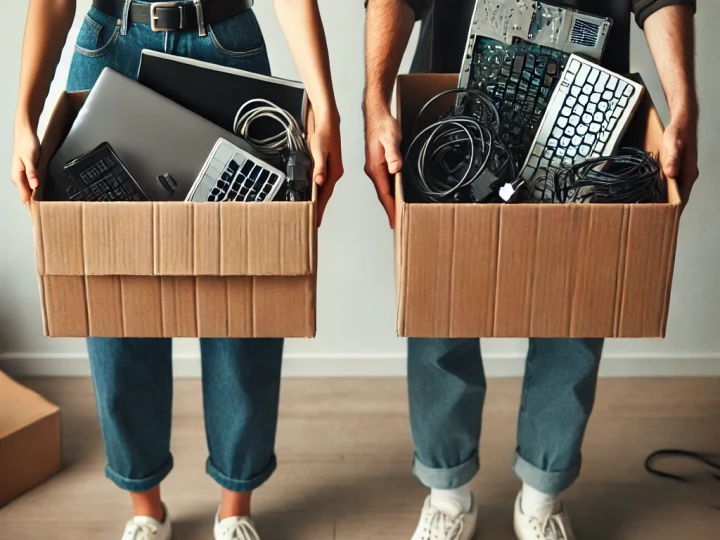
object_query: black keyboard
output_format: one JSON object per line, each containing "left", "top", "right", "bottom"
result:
{"left": 63, "top": 143, "right": 148, "bottom": 202}
{"left": 463, "top": 38, "right": 569, "bottom": 159}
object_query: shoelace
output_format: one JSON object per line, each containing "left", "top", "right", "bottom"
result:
{"left": 124, "top": 522, "right": 158, "bottom": 540}
{"left": 417, "top": 507, "right": 464, "bottom": 540}
{"left": 220, "top": 519, "right": 261, "bottom": 540}
{"left": 530, "top": 514, "right": 568, "bottom": 540}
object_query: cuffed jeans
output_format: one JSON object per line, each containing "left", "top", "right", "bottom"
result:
{"left": 88, "top": 338, "right": 284, "bottom": 492}
{"left": 71, "top": 2, "right": 281, "bottom": 493}
{"left": 408, "top": 338, "right": 604, "bottom": 494}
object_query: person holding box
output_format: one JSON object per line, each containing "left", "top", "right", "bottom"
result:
{"left": 363, "top": 1, "right": 698, "bottom": 539}
{"left": 10, "top": 1, "right": 342, "bottom": 539}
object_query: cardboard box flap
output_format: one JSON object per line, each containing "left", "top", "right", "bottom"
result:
{"left": 33, "top": 92, "right": 316, "bottom": 277}
{"left": 0, "top": 372, "right": 59, "bottom": 439}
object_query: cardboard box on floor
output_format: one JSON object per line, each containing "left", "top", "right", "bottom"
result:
{"left": 395, "top": 74, "right": 680, "bottom": 338}
{"left": 0, "top": 371, "right": 61, "bottom": 507}
{"left": 31, "top": 92, "right": 317, "bottom": 338}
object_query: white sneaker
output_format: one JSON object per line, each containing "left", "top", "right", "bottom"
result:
{"left": 122, "top": 508, "right": 172, "bottom": 540}
{"left": 513, "top": 491, "right": 575, "bottom": 540}
{"left": 214, "top": 509, "right": 262, "bottom": 540}
{"left": 411, "top": 495, "right": 478, "bottom": 540}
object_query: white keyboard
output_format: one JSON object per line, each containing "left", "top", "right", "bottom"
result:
{"left": 186, "top": 138, "right": 286, "bottom": 203}
{"left": 519, "top": 54, "right": 645, "bottom": 185}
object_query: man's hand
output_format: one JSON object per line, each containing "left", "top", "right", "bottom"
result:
{"left": 10, "top": 121, "right": 41, "bottom": 205}
{"left": 661, "top": 114, "right": 699, "bottom": 209}
{"left": 310, "top": 116, "right": 344, "bottom": 226}
{"left": 364, "top": 103, "right": 402, "bottom": 228}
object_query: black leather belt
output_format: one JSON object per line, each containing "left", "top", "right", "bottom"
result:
{"left": 93, "top": 0, "right": 254, "bottom": 32}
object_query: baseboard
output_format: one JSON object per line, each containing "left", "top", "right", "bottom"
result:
{"left": 1, "top": 352, "right": 719, "bottom": 378}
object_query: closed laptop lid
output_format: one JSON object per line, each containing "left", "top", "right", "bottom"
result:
{"left": 48, "top": 67, "right": 255, "bottom": 202}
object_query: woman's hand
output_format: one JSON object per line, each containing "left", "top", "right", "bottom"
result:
{"left": 10, "top": 121, "right": 41, "bottom": 205}
{"left": 310, "top": 114, "right": 343, "bottom": 226}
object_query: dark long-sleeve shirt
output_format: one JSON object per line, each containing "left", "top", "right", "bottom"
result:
{"left": 402, "top": 0, "right": 696, "bottom": 75}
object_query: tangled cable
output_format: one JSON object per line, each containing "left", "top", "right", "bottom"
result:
{"left": 404, "top": 88, "right": 519, "bottom": 203}
{"left": 534, "top": 148, "right": 665, "bottom": 204}
{"left": 233, "top": 98, "right": 307, "bottom": 157}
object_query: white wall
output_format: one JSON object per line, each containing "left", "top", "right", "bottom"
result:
{"left": 1, "top": 0, "right": 719, "bottom": 378}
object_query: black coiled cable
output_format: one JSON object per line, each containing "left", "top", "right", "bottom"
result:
{"left": 535, "top": 148, "right": 665, "bottom": 204}
{"left": 404, "top": 88, "right": 518, "bottom": 203}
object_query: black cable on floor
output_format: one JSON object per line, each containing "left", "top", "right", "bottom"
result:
{"left": 645, "top": 449, "right": 720, "bottom": 509}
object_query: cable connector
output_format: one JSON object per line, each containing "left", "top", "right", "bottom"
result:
{"left": 285, "top": 150, "right": 312, "bottom": 202}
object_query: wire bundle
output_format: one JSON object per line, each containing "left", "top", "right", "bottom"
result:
{"left": 534, "top": 148, "right": 665, "bottom": 204}
{"left": 404, "top": 88, "right": 518, "bottom": 203}
{"left": 233, "top": 98, "right": 307, "bottom": 157}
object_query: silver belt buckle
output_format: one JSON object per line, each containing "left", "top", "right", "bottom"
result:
{"left": 150, "top": 2, "right": 183, "bottom": 32}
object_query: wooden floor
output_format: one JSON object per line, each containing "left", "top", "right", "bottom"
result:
{"left": 1, "top": 378, "right": 719, "bottom": 539}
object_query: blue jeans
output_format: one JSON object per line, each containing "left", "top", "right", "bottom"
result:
{"left": 68, "top": 3, "right": 281, "bottom": 493}
{"left": 408, "top": 338, "right": 604, "bottom": 494}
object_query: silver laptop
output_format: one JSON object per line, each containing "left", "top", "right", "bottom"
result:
{"left": 48, "top": 67, "right": 257, "bottom": 202}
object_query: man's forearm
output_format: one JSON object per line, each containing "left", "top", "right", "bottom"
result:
{"left": 363, "top": 0, "right": 415, "bottom": 114}
{"left": 643, "top": 4, "right": 698, "bottom": 121}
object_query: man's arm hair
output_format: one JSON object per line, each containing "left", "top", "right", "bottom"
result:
{"left": 642, "top": 4, "right": 698, "bottom": 121}
{"left": 363, "top": 0, "right": 416, "bottom": 113}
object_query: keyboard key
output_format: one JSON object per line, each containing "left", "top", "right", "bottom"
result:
{"left": 615, "top": 81, "right": 627, "bottom": 97}
{"left": 590, "top": 123, "right": 601, "bottom": 133}
{"left": 607, "top": 77, "right": 618, "bottom": 91}
{"left": 565, "top": 126, "right": 576, "bottom": 137}
{"left": 599, "top": 102, "right": 609, "bottom": 112}
{"left": 558, "top": 117, "right": 569, "bottom": 128}
{"left": 566, "top": 96, "right": 577, "bottom": 108}
{"left": 579, "top": 94, "right": 589, "bottom": 106}
{"left": 571, "top": 86, "right": 581, "bottom": 97}
{"left": 590, "top": 93, "right": 601, "bottom": 104}
{"left": 608, "top": 118, "right": 618, "bottom": 132}
{"left": 583, "top": 84, "right": 593, "bottom": 95}
{"left": 528, "top": 156, "right": 540, "bottom": 169}
{"left": 561, "top": 106, "right": 572, "bottom": 117}
{"left": 594, "top": 112, "right": 604, "bottom": 123}
{"left": 588, "top": 69, "right": 599, "bottom": 84}
{"left": 567, "top": 147, "right": 578, "bottom": 158}
{"left": 547, "top": 138, "right": 558, "bottom": 148}
{"left": 576, "top": 64, "right": 591, "bottom": 85}
{"left": 600, "top": 131, "right": 611, "bottom": 143}
{"left": 587, "top": 103, "right": 597, "bottom": 114}
{"left": 569, "top": 115, "right": 580, "bottom": 126}
{"left": 573, "top": 104, "right": 584, "bottom": 116}
{"left": 619, "top": 96, "right": 629, "bottom": 108}
{"left": 553, "top": 127, "right": 564, "bottom": 139}
{"left": 602, "top": 91, "right": 614, "bottom": 101}
{"left": 623, "top": 84, "right": 634, "bottom": 96}
{"left": 582, "top": 113, "right": 593, "bottom": 124}
{"left": 596, "top": 72, "right": 609, "bottom": 91}
{"left": 585, "top": 134, "right": 597, "bottom": 146}
{"left": 560, "top": 137, "right": 571, "bottom": 148}
{"left": 572, "top": 135, "right": 583, "bottom": 146}
{"left": 567, "top": 58, "right": 581, "bottom": 73}
{"left": 579, "top": 145, "right": 591, "bottom": 157}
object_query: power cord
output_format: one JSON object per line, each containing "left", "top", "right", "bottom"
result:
{"left": 404, "top": 88, "right": 520, "bottom": 203}
{"left": 645, "top": 449, "right": 720, "bottom": 510}
{"left": 233, "top": 98, "right": 312, "bottom": 201}
{"left": 534, "top": 148, "right": 665, "bottom": 204}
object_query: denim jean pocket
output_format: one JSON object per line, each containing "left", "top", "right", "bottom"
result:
{"left": 208, "top": 10, "right": 265, "bottom": 58}
{"left": 74, "top": 7, "right": 121, "bottom": 58}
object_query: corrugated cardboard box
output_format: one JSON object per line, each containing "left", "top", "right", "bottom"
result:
{"left": 395, "top": 74, "right": 680, "bottom": 338}
{"left": 31, "top": 92, "right": 317, "bottom": 338}
{"left": 0, "top": 371, "right": 61, "bottom": 507}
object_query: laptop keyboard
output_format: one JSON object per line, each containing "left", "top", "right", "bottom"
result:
{"left": 63, "top": 143, "right": 148, "bottom": 202}
{"left": 187, "top": 139, "right": 286, "bottom": 203}
{"left": 519, "top": 55, "right": 645, "bottom": 186}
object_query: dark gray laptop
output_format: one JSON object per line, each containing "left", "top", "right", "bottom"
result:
{"left": 48, "top": 67, "right": 256, "bottom": 202}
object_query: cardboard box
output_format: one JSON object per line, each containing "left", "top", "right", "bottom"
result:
{"left": 395, "top": 74, "right": 680, "bottom": 338}
{"left": 0, "top": 371, "right": 61, "bottom": 507}
{"left": 31, "top": 92, "right": 317, "bottom": 338}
